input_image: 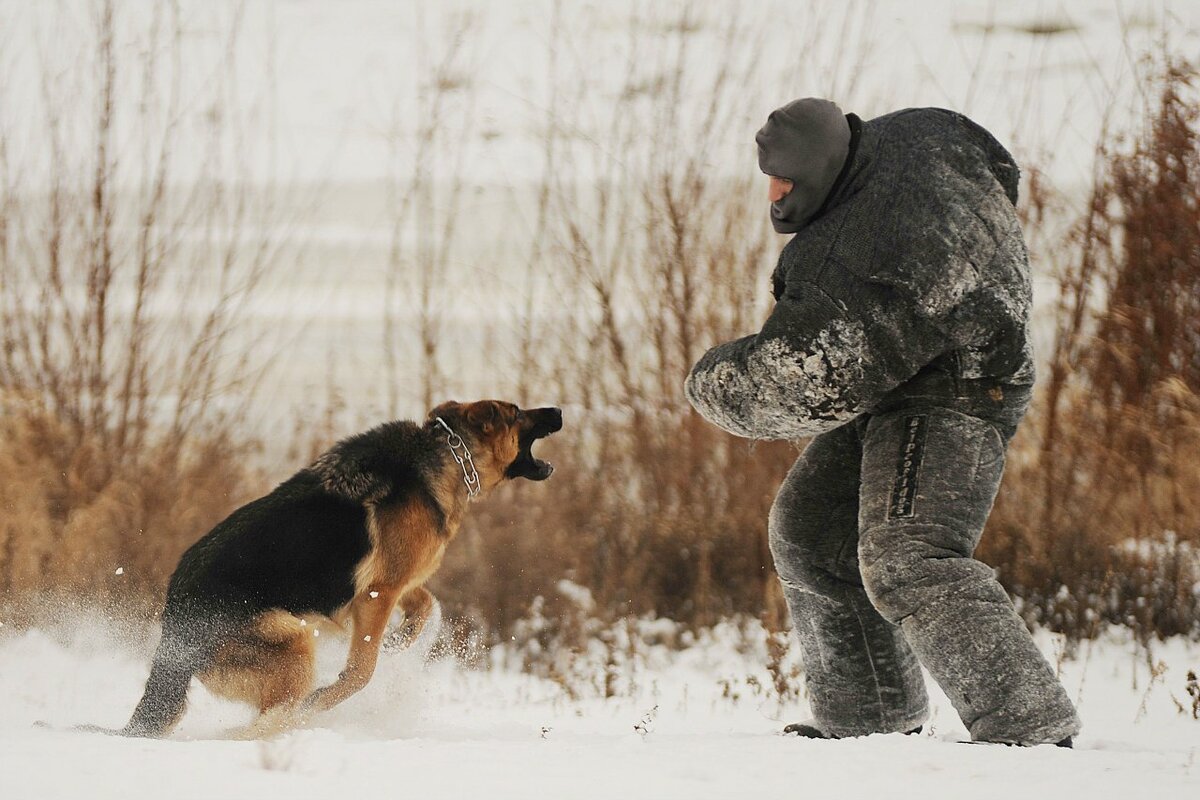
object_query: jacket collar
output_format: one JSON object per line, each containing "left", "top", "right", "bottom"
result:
{"left": 810, "top": 112, "right": 864, "bottom": 220}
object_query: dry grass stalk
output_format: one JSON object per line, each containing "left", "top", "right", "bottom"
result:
{"left": 0, "top": 1, "right": 287, "bottom": 606}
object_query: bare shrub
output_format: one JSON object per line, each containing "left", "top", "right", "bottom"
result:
{"left": 430, "top": 3, "right": 814, "bottom": 635}
{"left": 981, "top": 57, "right": 1200, "bottom": 642}
{"left": 0, "top": 400, "right": 254, "bottom": 613}
{"left": 0, "top": 1, "right": 286, "bottom": 606}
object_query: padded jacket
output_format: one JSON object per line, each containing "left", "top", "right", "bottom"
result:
{"left": 685, "top": 107, "right": 1034, "bottom": 440}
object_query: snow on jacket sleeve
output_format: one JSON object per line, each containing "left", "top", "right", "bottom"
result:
{"left": 684, "top": 268, "right": 959, "bottom": 440}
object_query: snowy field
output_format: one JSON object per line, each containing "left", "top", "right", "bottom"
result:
{"left": 1, "top": 615, "right": 1197, "bottom": 800}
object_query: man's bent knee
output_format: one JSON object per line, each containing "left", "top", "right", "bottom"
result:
{"left": 858, "top": 523, "right": 995, "bottom": 624}
{"left": 768, "top": 511, "right": 823, "bottom": 592}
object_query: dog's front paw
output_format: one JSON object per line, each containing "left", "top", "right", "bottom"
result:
{"left": 395, "top": 621, "right": 425, "bottom": 648}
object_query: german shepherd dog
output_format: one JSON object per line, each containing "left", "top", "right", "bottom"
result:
{"left": 111, "top": 400, "right": 562, "bottom": 738}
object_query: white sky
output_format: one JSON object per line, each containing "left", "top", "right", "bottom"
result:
{"left": 1, "top": 0, "right": 1196, "bottom": 191}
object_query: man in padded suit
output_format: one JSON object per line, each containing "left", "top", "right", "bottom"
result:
{"left": 684, "top": 98, "right": 1080, "bottom": 747}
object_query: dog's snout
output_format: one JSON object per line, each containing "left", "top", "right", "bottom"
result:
{"left": 525, "top": 406, "right": 562, "bottom": 433}
{"left": 543, "top": 407, "right": 563, "bottom": 432}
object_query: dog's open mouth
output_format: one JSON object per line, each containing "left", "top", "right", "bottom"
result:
{"left": 507, "top": 407, "right": 563, "bottom": 481}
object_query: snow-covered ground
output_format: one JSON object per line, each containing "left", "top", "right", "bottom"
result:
{"left": 3, "top": 0, "right": 1199, "bottom": 428}
{"left": 1, "top": 614, "right": 1197, "bottom": 800}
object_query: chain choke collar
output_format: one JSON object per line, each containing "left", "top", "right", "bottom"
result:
{"left": 434, "top": 417, "right": 481, "bottom": 498}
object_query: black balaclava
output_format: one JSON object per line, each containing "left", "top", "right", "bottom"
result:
{"left": 755, "top": 98, "right": 851, "bottom": 233}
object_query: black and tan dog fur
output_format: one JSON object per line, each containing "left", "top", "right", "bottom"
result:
{"left": 115, "top": 400, "right": 562, "bottom": 738}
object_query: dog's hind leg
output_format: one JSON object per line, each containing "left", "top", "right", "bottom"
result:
{"left": 122, "top": 631, "right": 211, "bottom": 738}
{"left": 200, "top": 611, "right": 317, "bottom": 738}
{"left": 253, "top": 616, "right": 318, "bottom": 716}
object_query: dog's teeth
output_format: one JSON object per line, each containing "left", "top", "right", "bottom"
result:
{"left": 369, "top": 591, "right": 379, "bottom": 598}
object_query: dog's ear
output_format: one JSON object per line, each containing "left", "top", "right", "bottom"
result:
{"left": 427, "top": 400, "right": 461, "bottom": 424}
{"left": 465, "top": 401, "right": 501, "bottom": 435}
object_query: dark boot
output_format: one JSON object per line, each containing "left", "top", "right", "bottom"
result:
{"left": 964, "top": 737, "right": 1073, "bottom": 748}
{"left": 784, "top": 721, "right": 922, "bottom": 739}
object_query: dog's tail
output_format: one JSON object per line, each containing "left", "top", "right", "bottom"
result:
{"left": 121, "top": 658, "right": 193, "bottom": 737}
{"left": 120, "top": 616, "right": 222, "bottom": 738}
